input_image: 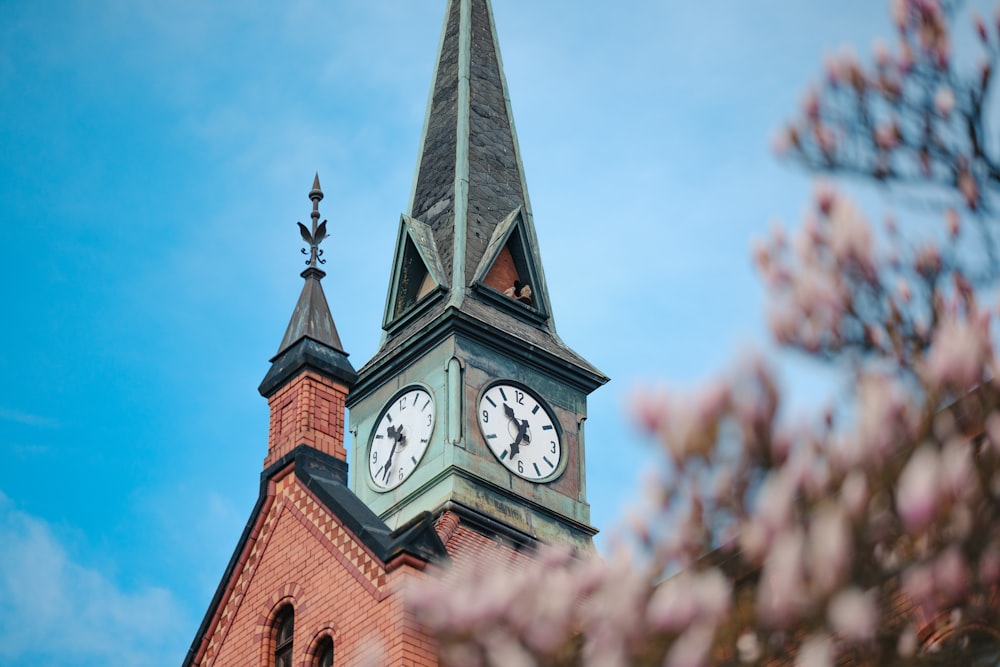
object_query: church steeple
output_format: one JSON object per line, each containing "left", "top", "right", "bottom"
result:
{"left": 259, "top": 176, "right": 358, "bottom": 468}
{"left": 348, "top": 0, "right": 607, "bottom": 551}
{"left": 371, "top": 0, "right": 602, "bottom": 385}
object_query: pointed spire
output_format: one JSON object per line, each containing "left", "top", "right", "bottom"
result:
{"left": 362, "top": 0, "right": 606, "bottom": 390}
{"left": 259, "top": 176, "right": 357, "bottom": 398}
{"left": 409, "top": 0, "right": 537, "bottom": 305}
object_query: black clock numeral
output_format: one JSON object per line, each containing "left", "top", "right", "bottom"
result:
{"left": 398, "top": 468, "right": 404, "bottom": 481}
{"left": 517, "top": 460, "right": 524, "bottom": 474}
{"left": 514, "top": 390, "right": 524, "bottom": 405}
{"left": 372, "top": 451, "right": 378, "bottom": 464}
{"left": 482, "top": 409, "right": 489, "bottom": 423}
{"left": 550, "top": 441, "right": 557, "bottom": 454}
{"left": 399, "top": 397, "right": 406, "bottom": 411}
{"left": 427, "top": 413, "right": 432, "bottom": 426}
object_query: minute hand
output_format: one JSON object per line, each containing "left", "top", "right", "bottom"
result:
{"left": 509, "top": 418, "right": 530, "bottom": 458}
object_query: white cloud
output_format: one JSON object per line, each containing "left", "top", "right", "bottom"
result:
{"left": 0, "top": 493, "right": 187, "bottom": 667}
{"left": 0, "top": 407, "right": 58, "bottom": 429}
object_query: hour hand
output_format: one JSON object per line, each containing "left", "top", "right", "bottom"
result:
{"left": 504, "top": 403, "right": 516, "bottom": 421}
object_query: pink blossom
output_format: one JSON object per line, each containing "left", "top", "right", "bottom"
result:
{"left": 803, "top": 88, "right": 821, "bottom": 120}
{"left": 807, "top": 503, "right": 851, "bottom": 594}
{"left": 840, "top": 471, "right": 869, "bottom": 518}
{"left": 647, "top": 573, "right": 700, "bottom": 631}
{"left": 828, "top": 197, "right": 874, "bottom": 274}
{"left": 768, "top": 307, "right": 797, "bottom": 344}
{"left": 815, "top": 181, "right": 836, "bottom": 215}
{"left": 914, "top": 243, "right": 942, "bottom": 277}
{"left": 959, "top": 170, "right": 979, "bottom": 209}
{"left": 665, "top": 623, "right": 714, "bottom": 667}
{"left": 902, "top": 563, "right": 935, "bottom": 607}
{"left": 873, "top": 39, "right": 891, "bottom": 67}
{"left": 815, "top": 125, "right": 836, "bottom": 154}
{"left": 796, "top": 634, "right": 833, "bottom": 667}
{"left": 757, "top": 528, "right": 807, "bottom": 627}
{"left": 896, "top": 445, "right": 939, "bottom": 532}
{"left": 874, "top": 122, "right": 899, "bottom": 149}
{"left": 898, "top": 626, "right": 918, "bottom": 658}
{"left": 827, "top": 588, "right": 877, "bottom": 641}
{"left": 933, "top": 86, "right": 955, "bottom": 117}
{"left": 737, "top": 632, "right": 761, "bottom": 663}
{"left": 855, "top": 374, "right": 904, "bottom": 460}
{"left": 896, "top": 278, "right": 912, "bottom": 303}
{"left": 934, "top": 547, "right": 967, "bottom": 600}
{"left": 939, "top": 439, "right": 973, "bottom": 500}
{"left": 924, "top": 313, "right": 989, "bottom": 389}
{"left": 739, "top": 519, "right": 769, "bottom": 564}
{"left": 944, "top": 208, "right": 959, "bottom": 237}
{"left": 986, "top": 412, "right": 1000, "bottom": 456}
{"left": 979, "top": 542, "right": 1000, "bottom": 584}
{"left": 756, "top": 472, "right": 796, "bottom": 534}
{"left": 891, "top": 0, "right": 907, "bottom": 28}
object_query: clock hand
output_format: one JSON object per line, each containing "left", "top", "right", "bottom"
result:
{"left": 509, "top": 419, "right": 531, "bottom": 458}
{"left": 380, "top": 426, "right": 405, "bottom": 482}
{"left": 504, "top": 403, "right": 516, "bottom": 421}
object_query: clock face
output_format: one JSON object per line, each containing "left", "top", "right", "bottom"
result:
{"left": 477, "top": 383, "right": 560, "bottom": 481}
{"left": 368, "top": 386, "right": 435, "bottom": 491}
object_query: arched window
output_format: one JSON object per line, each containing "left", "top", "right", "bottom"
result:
{"left": 315, "top": 636, "right": 334, "bottom": 667}
{"left": 274, "top": 607, "right": 294, "bottom": 667}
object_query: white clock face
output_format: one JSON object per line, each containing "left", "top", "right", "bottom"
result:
{"left": 478, "top": 383, "right": 560, "bottom": 481}
{"left": 369, "top": 387, "right": 435, "bottom": 491}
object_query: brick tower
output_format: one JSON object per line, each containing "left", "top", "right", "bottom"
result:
{"left": 185, "top": 2, "right": 606, "bottom": 665}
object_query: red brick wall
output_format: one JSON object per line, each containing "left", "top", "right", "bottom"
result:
{"left": 192, "top": 466, "right": 440, "bottom": 667}
{"left": 265, "top": 372, "right": 349, "bottom": 467}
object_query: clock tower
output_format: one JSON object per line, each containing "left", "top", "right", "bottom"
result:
{"left": 347, "top": 0, "right": 607, "bottom": 551}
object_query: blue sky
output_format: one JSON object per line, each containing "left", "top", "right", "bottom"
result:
{"left": 0, "top": 1, "right": 981, "bottom": 665}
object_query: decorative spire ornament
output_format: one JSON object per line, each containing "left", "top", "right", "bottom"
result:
{"left": 298, "top": 173, "right": 328, "bottom": 268}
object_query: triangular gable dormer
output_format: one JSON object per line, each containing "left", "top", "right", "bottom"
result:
{"left": 471, "top": 207, "right": 548, "bottom": 324}
{"left": 384, "top": 214, "right": 447, "bottom": 329}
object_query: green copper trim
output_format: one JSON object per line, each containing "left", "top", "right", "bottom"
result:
{"left": 449, "top": 0, "right": 472, "bottom": 306}
{"left": 447, "top": 356, "right": 463, "bottom": 445}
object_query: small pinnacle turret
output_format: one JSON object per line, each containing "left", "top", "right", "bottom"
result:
{"left": 259, "top": 176, "right": 357, "bottom": 399}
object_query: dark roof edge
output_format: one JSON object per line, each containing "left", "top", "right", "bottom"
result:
{"left": 349, "top": 307, "right": 608, "bottom": 408}
{"left": 294, "top": 447, "right": 450, "bottom": 565}
{"left": 259, "top": 337, "right": 359, "bottom": 398}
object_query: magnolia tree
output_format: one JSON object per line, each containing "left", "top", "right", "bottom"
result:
{"left": 409, "top": 2, "right": 1000, "bottom": 665}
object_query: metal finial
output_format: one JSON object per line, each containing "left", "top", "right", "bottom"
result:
{"left": 298, "top": 173, "right": 328, "bottom": 268}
